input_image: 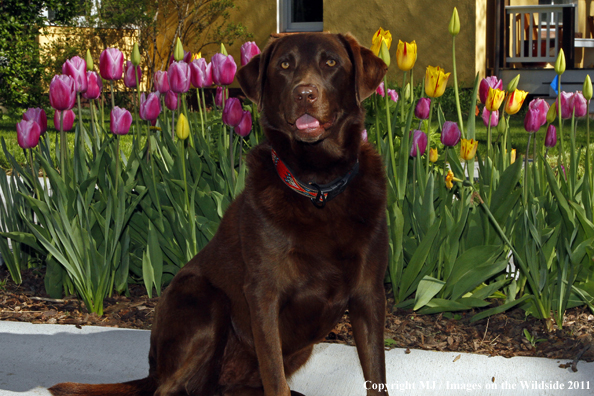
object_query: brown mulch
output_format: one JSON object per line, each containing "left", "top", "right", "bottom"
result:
{"left": 1, "top": 268, "right": 593, "bottom": 367}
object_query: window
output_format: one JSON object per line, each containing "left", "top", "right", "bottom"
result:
{"left": 279, "top": 0, "right": 323, "bottom": 33}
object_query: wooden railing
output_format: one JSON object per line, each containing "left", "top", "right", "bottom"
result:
{"left": 505, "top": 4, "right": 577, "bottom": 67}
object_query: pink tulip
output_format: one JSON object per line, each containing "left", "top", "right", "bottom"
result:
{"left": 16, "top": 120, "right": 41, "bottom": 149}
{"left": 556, "top": 92, "right": 573, "bottom": 119}
{"left": 479, "top": 76, "right": 503, "bottom": 104}
{"left": 362, "top": 129, "right": 368, "bottom": 142}
{"left": 571, "top": 91, "right": 587, "bottom": 118}
{"left": 481, "top": 107, "right": 499, "bottom": 127}
{"left": 241, "top": 41, "right": 261, "bottom": 66}
{"left": 49, "top": 75, "right": 76, "bottom": 111}
{"left": 527, "top": 98, "right": 549, "bottom": 129}
{"left": 99, "top": 48, "right": 124, "bottom": 81}
{"left": 190, "top": 58, "right": 213, "bottom": 88}
{"left": 524, "top": 107, "right": 541, "bottom": 133}
{"left": 110, "top": 107, "right": 133, "bottom": 135}
{"left": 441, "top": 121, "right": 461, "bottom": 147}
{"left": 388, "top": 89, "right": 399, "bottom": 103}
{"left": 54, "top": 109, "right": 76, "bottom": 131}
{"left": 83, "top": 71, "right": 102, "bottom": 100}
{"left": 410, "top": 130, "right": 428, "bottom": 157}
{"left": 165, "top": 90, "right": 178, "bottom": 111}
{"left": 222, "top": 97, "right": 243, "bottom": 127}
{"left": 415, "top": 98, "right": 431, "bottom": 120}
{"left": 234, "top": 110, "right": 252, "bottom": 137}
{"left": 169, "top": 51, "right": 192, "bottom": 65}
{"left": 62, "top": 56, "right": 88, "bottom": 93}
{"left": 545, "top": 124, "right": 557, "bottom": 147}
{"left": 140, "top": 92, "right": 161, "bottom": 121}
{"left": 168, "top": 61, "right": 191, "bottom": 93}
{"left": 23, "top": 108, "right": 47, "bottom": 134}
{"left": 211, "top": 53, "right": 237, "bottom": 85}
{"left": 153, "top": 71, "right": 170, "bottom": 93}
{"left": 215, "top": 86, "right": 229, "bottom": 107}
{"left": 376, "top": 81, "right": 385, "bottom": 97}
{"left": 124, "top": 60, "right": 142, "bottom": 88}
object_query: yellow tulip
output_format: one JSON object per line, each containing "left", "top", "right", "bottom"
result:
{"left": 504, "top": 89, "right": 528, "bottom": 115}
{"left": 485, "top": 87, "right": 505, "bottom": 112}
{"left": 460, "top": 138, "right": 478, "bottom": 161}
{"left": 445, "top": 169, "right": 454, "bottom": 189}
{"left": 370, "top": 28, "right": 392, "bottom": 57}
{"left": 429, "top": 148, "right": 438, "bottom": 163}
{"left": 192, "top": 52, "right": 202, "bottom": 61}
{"left": 176, "top": 113, "right": 190, "bottom": 140}
{"left": 425, "top": 66, "right": 451, "bottom": 98}
{"left": 511, "top": 148, "right": 517, "bottom": 164}
{"left": 396, "top": 40, "right": 417, "bottom": 71}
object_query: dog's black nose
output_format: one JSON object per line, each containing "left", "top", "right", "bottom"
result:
{"left": 293, "top": 85, "right": 318, "bottom": 104}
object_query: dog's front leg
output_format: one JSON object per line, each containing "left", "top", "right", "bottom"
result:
{"left": 244, "top": 281, "right": 291, "bottom": 396}
{"left": 349, "top": 283, "right": 389, "bottom": 396}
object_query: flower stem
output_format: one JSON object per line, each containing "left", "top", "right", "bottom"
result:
{"left": 557, "top": 78, "right": 565, "bottom": 169}
{"left": 109, "top": 80, "right": 115, "bottom": 111}
{"left": 425, "top": 99, "right": 435, "bottom": 169}
{"left": 28, "top": 149, "right": 39, "bottom": 199}
{"left": 59, "top": 110, "right": 66, "bottom": 179}
{"left": 383, "top": 76, "right": 397, "bottom": 179}
{"left": 197, "top": 89, "right": 205, "bottom": 138}
{"left": 115, "top": 135, "right": 120, "bottom": 192}
{"left": 181, "top": 140, "right": 190, "bottom": 211}
{"left": 134, "top": 69, "right": 142, "bottom": 150}
{"left": 452, "top": 36, "right": 465, "bottom": 137}
{"left": 182, "top": 93, "right": 194, "bottom": 148}
{"left": 524, "top": 133, "right": 532, "bottom": 206}
{"left": 374, "top": 94, "right": 381, "bottom": 156}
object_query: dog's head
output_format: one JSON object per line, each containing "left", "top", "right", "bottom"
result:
{"left": 237, "top": 33, "right": 386, "bottom": 165}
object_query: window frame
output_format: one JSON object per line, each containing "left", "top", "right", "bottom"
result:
{"left": 278, "top": 0, "right": 323, "bottom": 33}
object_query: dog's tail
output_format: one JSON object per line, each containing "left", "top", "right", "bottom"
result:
{"left": 48, "top": 377, "right": 156, "bottom": 396}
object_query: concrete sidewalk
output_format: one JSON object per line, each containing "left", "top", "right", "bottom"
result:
{"left": 0, "top": 321, "right": 593, "bottom": 396}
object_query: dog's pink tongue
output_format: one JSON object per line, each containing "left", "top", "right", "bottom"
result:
{"left": 295, "top": 114, "right": 320, "bottom": 130}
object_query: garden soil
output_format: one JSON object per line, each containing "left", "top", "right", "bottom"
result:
{"left": 1, "top": 268, "right": 593, "bottom": 367}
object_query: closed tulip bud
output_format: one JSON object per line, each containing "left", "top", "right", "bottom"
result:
{"left": 23, "top": 108, "right": 47, "bottom": 134}
{"left": 425, "top": 66, "right": 451, "bottom": 98}
{"left": 584, "top": 75, "right": 593, "bottom": 101}
{"left": 485, "top": 87, "right": 505, "bottom": 112}
{"left": 168, "top": 61, "right": 191, "bottom": 93}
{"left": 190, "top": 58, "right": 213, "bottom": 88}
{"left": 222, "top": 97, "right": 243, "bottom": 127}
{"left": 83, "top": 71, "right": 102, "bottom": 100}
{"left": 555, "top": 48, "right": 566, "bottom": 75}
{"left": 524, "top": 107, "right": 541, "bottom": 133}
{"left": 153, "top": 71, "right": 170, "bottom": 93}
{"left": 528, "top": 98, "right": 549, "bottom": 128}
{"left": 482, "top": 107, "right": 499, "bottom": 127}
{"left": 379, "top": 40, "right": 390, "bottom": 67}
{"left": 211, "top": 53, "right": 237, "bottom": 86}
{"left": 165, "top": 90, "right": 178, "bottom": 111}
{"left": 479, "top": 76, "right": 503, "bottom": 104}
{"left": 556, "top": 92, "right": 573, "bottom": 119}
{"left": 16, "top": 119, "right": 41, "bottom": 149}
{"left": 449, "top": 7, "right": 460, "bottom": 36}
{"left": 387, "top": 89, "right": 398, "bottom": 102}
{"left": 131, "top": 42, "right": 141, "bottom": 66}
{"left": 49, "top": 74, "right": 76, "bottom": 111}
{"left": 415, "top": 98, "right": 431, "bottom": 119}
{"left": 441, "top": 121, "right": 461, "bottom": 147}
{"left": 174, "top": 37, "right": 184, "bottom": 62}
{"left": 234, "top": 110, "right": 252, "bottom": 137}
{"left": 220, "top": 43, "right": 228, "bottom": 56}
{"left": 546, "top": 101, "right": 557, "bottom": 124}
{"left": 176, "top": 113, "right": 190, "bottom": 140}
{"left": 370, "top": 28, "right": 392, "bottom": 57}
{"left": 396, "top": 40, "right": 417, "bottom": 72}
{"left": 545, "top": 124, "right": 557, "bottom": 147}
{"left": 507, "top": 74, "right": 520, "bottom": 93}
{"left": 410, "top": 129, "right": 428, "bottom": 157}
{"left": 62, "top": 56, "right": 88, "bottom": 93}
{"left": 429, "top": 148, "right": 438, "bottom": 163}
{"left": 460, "top": 138, "right": 478, "bottom": 160}
{"left": 241, "top": 41, "right": 261, "bottom": 66}
{"left": 86, "top": 49, "right": 94, "bottom": 71}
{"left": 99, "top": 48, "right": 124, "bottom": 80}
{"left": 504, "top": 89, "right": 528, "bottom": 115}
{"left": 404, "top": 83, "right": 411, "bottom": 101}
{"left": 510, "top": 149, "right": 517, "bottom": 164}
{"left": 110, "top": 106, "right": 133, "bottom": 135}
{"left": 215, "top": 86, "right": 229, "bottom": 107}
{"left": 124, "top": 60, "right": 142, "bottom": 88}
{"left": 54, "top": 109, "right": 75, "bottom": 131}
{"left": 140, "top": 92, "right": 161, "bottom": 121}
{"left": 572, "top": 91, "right": 587, "bottom": 118}
{"left": 497, "top": 112, "right": 507, "bottom": 134}
{"left": 376, "top": 81, "right": 385, "bottom": 97}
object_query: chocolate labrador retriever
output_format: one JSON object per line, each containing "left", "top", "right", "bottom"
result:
{"left": 49, "top": 32, "right": 389, "bottom": 396}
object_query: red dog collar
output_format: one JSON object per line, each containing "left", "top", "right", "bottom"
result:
{"left": 271, "top": 148, "right": 359, "bottom": 208}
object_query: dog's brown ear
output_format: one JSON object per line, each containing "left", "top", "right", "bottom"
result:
{"left": 338, "top": 33, "right": 388, "bottom": 103}
{"left": 237, "top": 39, "right": 278, "bottom": 110}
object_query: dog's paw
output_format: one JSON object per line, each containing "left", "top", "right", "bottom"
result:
{"left": 290, "top": 391, "right": 306, "bottom": 396}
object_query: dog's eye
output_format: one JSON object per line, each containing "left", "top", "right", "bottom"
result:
{"left": 326, "top": 59, "right": 337, "bottom": 67}
{"left": 281, "top": 61, "right": 290, "bottom": 69}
